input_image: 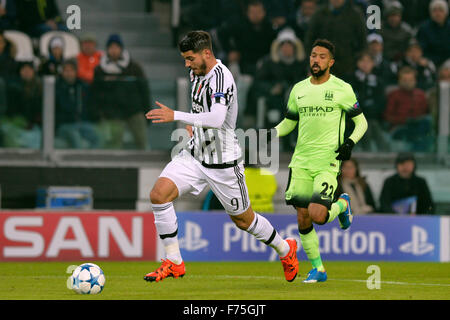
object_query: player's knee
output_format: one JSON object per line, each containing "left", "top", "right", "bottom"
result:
{"left": 234, "top": 219, "right": 250, "bottom": 230}
{"left": 150, "top": 189, "right": 167, "bottom": 204}
{"left": 313, "top": 215, "right": 328, "bottom": 225}
{"left": 230, "top": 211, "right": 253, "bottom": 230}
{"left": 309, "top": 204, "right": 328, "bottom": 225}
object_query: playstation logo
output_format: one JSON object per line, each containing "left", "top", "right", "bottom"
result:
{"left": 179, "top": 221, "right": 209, "bottom": 251}
{"left": 399, "top": 225, "right": 434, "bottom": 255}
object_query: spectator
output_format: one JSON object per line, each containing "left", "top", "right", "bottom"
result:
{"left": 397, "top": 0, "right": 432, "bottom": 29}
{"left": 390, "top": 38, "right": 437, "bottom": 91}
{"left": 245, "top": 28, "right": 307, "bottom": 132}
{"left": 305, "top": 0, "right": 367, "bottom": 78}
{"left": 16, "top": 0, "right": 67, "bottom": 37}
{"left": 77, "top": 33, "right": 103, "bottom": 84}
{"left": 218, "top": 0, "right": 277, "bottom": 76}
{"left": 54, "top": 60, "right": 100, "bottom": 149}
{"left": 0, "top": 0, "right": 17, "bottom": 30}
{"left": 371, "top": 0, "right": 432, "bottom": 29}
{"left": 380, "top": 1, "right": 413, "bottom": 62}
{"left": 179, "top": 0, "right": 243, "bottom": 32}
{"left": 384, "top": 66, "right": 432, "bottom": 151}
{"left": 427, "top": 59, "right": 450, "bottom": 133}
{"left": 291, "top": 0, "right": 318, "bottom": 41}
{"left": 336, "top": 158, "right": 376, "bottom": 214}
{"left": 417, "top": 0, "right": 450, "bottom": 69}
{"left": 91, "top": 34, "right": 150, "bottom": 150}
{"left": 39, "top": 36, "right": 65, "bottom": 76}
{"left": 351, "top": 0, "right": 369, "bottom": 17}
{"left": 263, "top": 0, "right": 296, "bottom": 32}
{"left": 0, "top": 29, "right": 17, "bottom": 79}
{"left": 379, "top": 152, "right": 434, "bottom": 214}
{"left": 0, "top": 61, "right": 42, "bottom": 148}
{"left": 346, "top": 51, "right": 389, "bottom": 151}
{"left": 366, "top": 33, "right": 392, "bottom": 85}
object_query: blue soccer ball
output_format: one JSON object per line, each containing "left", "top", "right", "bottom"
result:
{"left": 71, "top": 263, "right": 105, "bottom": 294}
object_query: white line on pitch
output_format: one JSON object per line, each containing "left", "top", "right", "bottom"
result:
{"left": 187, "top": 275, "right": 450, "bottom": 287}
{"left": 2, "top": 274, "right": 449, "bottom": 288}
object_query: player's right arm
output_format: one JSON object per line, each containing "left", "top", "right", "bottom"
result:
{"left": 275, "top": 118, "right": 297, "bottom": 137}
{"left": 186, "top": 125, "right": 193, "bottom": 137}
{"left": 274, "top": 86, "right": 298, "bottom": 137}
{"left": 146, "top": 101, "right": 227, "bottom": 129}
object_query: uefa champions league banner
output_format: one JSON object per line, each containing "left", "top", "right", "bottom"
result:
{"left": 174, "top": 212, "right": 450, "bottom": 262}
{"left": 0, "top": 212, "right": 158, "bottom": 261}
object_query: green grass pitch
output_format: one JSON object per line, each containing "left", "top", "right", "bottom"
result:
{"left": 0, "top": 261, "right": 449, "bottom": 300}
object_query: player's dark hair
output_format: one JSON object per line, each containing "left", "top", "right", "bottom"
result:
{"left": 178, "top": 31, "right": 212, "bottom": 53}
{"left": 311, "top": 39, "right": 335, "bottom": 59}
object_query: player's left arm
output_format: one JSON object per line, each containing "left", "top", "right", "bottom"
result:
{"left": 335, "top": 86, "right": 368, "bottom": 160}
{"left": 348, "top": 113, "right": 368, "bottom": 144}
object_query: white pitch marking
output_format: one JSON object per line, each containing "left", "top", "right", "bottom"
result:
{"left": 2, "top": 275, "right": 449, "bottom": 288}
{"left": 186, "top": 275, "right": 450, "bottom": 287}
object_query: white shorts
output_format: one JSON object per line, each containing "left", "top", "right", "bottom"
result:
{"left": 159, "top": 150, "right": 250, "bottom": 215}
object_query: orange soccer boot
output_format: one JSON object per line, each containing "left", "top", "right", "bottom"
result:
{"left": 144, "top": 259, "right": 186, "bottom": 282}
{"left": 280, "top": 238, "right": 299, "bottom": 282}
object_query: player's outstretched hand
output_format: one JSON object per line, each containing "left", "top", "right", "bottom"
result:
{"left": 145, "top": 101, "right": 175, "bottom": 123}
{"left": 335, "top": 138, "right": 355, "bottom": 161}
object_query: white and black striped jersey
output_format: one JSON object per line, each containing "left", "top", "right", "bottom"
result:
{"left": 186, "top": 60, "right": 242, "bottom": 168}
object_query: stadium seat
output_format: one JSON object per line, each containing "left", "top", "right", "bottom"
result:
{"left": 39, "top": 31, "right": 80, "bottom": 59}
{"left": 3, "top": 30, "right": 35, "bottom": 61}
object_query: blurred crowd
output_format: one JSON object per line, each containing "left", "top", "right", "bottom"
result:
{"left": 0, "top": 0, "right": 150, "bottom": 149}
{"left": 179, "top": 0, "right": 450, "bottom": 153}
{"left": 0, "top": 0, "right": 444, "bottom": 214}
{"left": 176, "top": 0, "right": 445, "bottom": 214}
{"left": 0, "top": 0, "right": 449, "bottom": 153}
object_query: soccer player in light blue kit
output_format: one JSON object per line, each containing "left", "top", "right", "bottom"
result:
{"left": 273, "top": 39, "right": 368, "bottom": 283}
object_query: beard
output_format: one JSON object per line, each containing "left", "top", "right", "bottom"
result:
{"left": 310, "top": 64, "right": 328, "bottom": 78}
{"left": 192, "top": 61, "right": 207, "bottom": 76}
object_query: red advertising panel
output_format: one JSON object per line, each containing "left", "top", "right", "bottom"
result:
{"left": 0, "top": 211, "right": 157, "bottom": 261}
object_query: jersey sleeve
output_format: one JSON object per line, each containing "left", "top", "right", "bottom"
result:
{"left": 285, "top": 86, "right": 299, "bottom": 121}
{"left": 339, "top": 84, "right": 363, "bottom": 118}
{"left": 210, "top": 67, "right": 234, "bottom": 107}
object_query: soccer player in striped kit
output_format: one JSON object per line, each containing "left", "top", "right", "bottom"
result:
{"left": 144, "top": 31, "right": 298, "bottom": 283}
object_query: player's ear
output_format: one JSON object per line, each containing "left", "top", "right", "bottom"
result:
{"left": 328, "top": 58, "right": 335, "bottom": 68}
{"left": 202, "top": 48, "right": 212, "bottom": 59}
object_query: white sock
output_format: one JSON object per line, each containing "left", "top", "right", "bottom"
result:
{"left": 246, "top": 213, "right": 290, "bottom": 257}
{"left": 151, "top": 202, "right": 183, "bottom": 265}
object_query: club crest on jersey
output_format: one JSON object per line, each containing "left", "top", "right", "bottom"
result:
{"left": 353, "top": 101, "right": 360, "bottom": 109}
{"left": 324, "top": 90, "right": 334, "bottom": 101}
